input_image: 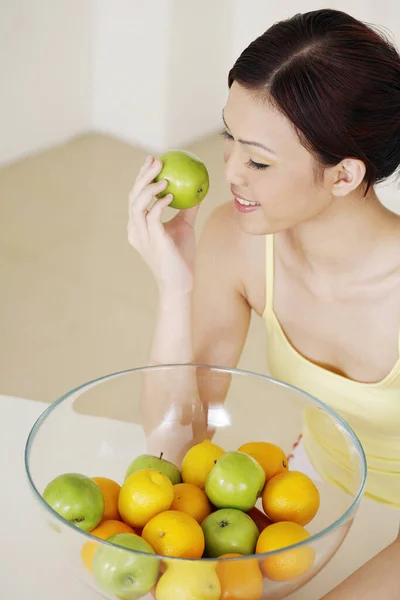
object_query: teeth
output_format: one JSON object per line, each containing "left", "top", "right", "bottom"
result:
{"left": 235, "top": 197, "right": 259, "bottom": 206}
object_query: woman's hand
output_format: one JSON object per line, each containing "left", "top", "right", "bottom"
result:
{"left": 128, "top": 155, "right": 199, "bottom": 297}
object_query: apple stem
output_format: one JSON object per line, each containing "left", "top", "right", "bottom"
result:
{"left": 160, "top": 452, "right": 164, "bottom": 460}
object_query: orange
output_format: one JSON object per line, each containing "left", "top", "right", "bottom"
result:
{"left": 238, "top": 441, "right": 288, "bottom": 482}
{"left": 181, "top": 440, "right": 225, "bottom": 489}
{"left": 118, "top": 468, "right": 174, "bottom": 528}
{"left": 217, "top": 554, "right": 263, "bottom": 600}
{"left": 170, "top": 483, "right": 212, "bottom": 523}
{"left": 256, "top": 522, "right": 315, "bottom": 582}
{"left": 142, "top": 510, "right": 205, "bottom": 558}
{"left": 262, "top": 471, "right": 320, "bottom": 526}
{"left": 81, "top": 519, "right": 135, "bottom": 571}
{"left": 92, "top": 477, "right": 121, "bottom": 521}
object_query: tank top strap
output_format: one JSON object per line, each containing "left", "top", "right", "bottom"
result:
{"left": 265, "top": 234, "right": 275, "bottom": 312}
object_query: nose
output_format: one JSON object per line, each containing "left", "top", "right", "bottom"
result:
{"left": 224, "top": 147, "right": 248, "bottom": 187}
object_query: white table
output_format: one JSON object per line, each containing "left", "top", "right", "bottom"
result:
{"left": 0, "top": 395, "right": 398, "bottom": 599}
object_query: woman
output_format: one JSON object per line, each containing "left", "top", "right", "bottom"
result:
{"left": 128, "top": 9, "right": 400, "bottom": 598}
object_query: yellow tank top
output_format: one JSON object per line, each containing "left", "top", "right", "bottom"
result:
{"left": 263, "top": 235, "right": 400, "bottom": 508}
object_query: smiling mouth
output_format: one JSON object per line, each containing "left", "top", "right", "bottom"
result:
{"left": 235, "top": 197, "right": 260, "bottom": 207}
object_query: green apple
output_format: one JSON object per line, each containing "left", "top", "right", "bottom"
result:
{"left": 92, "top": 533, "right": 159, "bottom": 600}
{"left": 205, "top": 451, "right": 265, "bottom": 511}
{"left": 42, "top": 473, "right": 104, "bottom": 532}
{"left": 201, "top": 508, "right": 259, "bottom": 557}
{"left": 154, "top": 149, "right": 210, "bottom": 209}
{"left": 125, "top": 453, "right": 182, "bottom": 485}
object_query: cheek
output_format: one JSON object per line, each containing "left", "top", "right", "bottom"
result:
{"left": 223, "top": 149, "right": 231, "bottom": 164}
{"left": 263, "top": 166, "right": 309, "bottom": 196}
{"left": 251, "top": 171, "right": 302, "bottom": 211}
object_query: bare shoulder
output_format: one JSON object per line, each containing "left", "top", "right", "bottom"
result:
{"left": 198, "top": 202, "right": 266, "bottom": 315}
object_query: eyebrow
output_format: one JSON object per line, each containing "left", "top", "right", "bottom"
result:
{"left": 222, "top": 110, "right": 276, "bottom": 155}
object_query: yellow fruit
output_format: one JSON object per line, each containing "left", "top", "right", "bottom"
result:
{"left": 181, "top": 440, "right": 225, "bottom": 489}
{"left": 238, "top": 441, "right": 288, "bottom": 482}
{"left": 118, "top": 468, "right": 174, "bottom": 528}
{"left": 80, "top": 519, "right": 135, "bottom": 571}
{"left": 170, "top": 483, "right": 212, "bottom": 523}
{"left": 142, "top": 510, "right": 205, "bottom": 558}
{"left": 92, "top": 477, "right": 121, "bottom": 522}
{"left": 256, "top": 521, "right": 315, "bottom": 581}
{"left": 156, "top": 561, "right": 221, "bottom": 600}
{"left": 262, "top": 471, "right": 320, "bottom": 526}
{"left": 217, "top": 553, "right": 263, "bottom": 600}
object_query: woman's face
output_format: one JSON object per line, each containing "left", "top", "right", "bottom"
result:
{"left": 222, "top": 82, "right": 338, "bottom": 235}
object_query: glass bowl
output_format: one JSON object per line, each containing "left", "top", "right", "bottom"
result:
{"left": 25, "top": 364, "right": 366, "bottom": 600}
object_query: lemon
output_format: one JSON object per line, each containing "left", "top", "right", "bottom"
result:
{"left": 156, "top": 561, "right": 221, "bottom": 600}
{"left": 181, "top": 440, "right": 225, "bottom": 489}
{"left": 118, "top": 468, "right": 174, "bottom": 528}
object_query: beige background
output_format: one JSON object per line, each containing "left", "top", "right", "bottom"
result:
{"left": 0, "top": 131, "right": 268, "bottom": 402}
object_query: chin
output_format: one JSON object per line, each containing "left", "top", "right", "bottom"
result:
{"left": 234, "top": 212, "right": 282, "bottom": 236}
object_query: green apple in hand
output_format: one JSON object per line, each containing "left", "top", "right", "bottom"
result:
{"left": 42, "top": 473, "right": 104, "bottom": 532}
{"left": 205, "top": 451, "right": 266, "bottom": 511}
{"left": 92, "top": 533, "right": 159, "bottom": 600}
{"left": 125, "top": 453, "right": 182, "bottom": 485}
{"left": 154, "top": 149, "right": 210, "bottom": 209}
{"left": 201, "top": 508, "right": 259, "bottom": 557}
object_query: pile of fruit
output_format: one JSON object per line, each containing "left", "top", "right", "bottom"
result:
{"left": 42, "top": 440, "right": 320, "bottom": 600}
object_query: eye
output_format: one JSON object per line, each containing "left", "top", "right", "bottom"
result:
{"left": 246, "top": 159, "right": 269, "bottom": 170}
{"left": 220, "top": 129, "right": 233, "bottom": 141}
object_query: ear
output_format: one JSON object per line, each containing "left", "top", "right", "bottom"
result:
{"left": 331, "top": 159, "right": 366, "bottom": 197}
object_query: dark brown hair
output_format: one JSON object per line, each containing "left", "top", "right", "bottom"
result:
{"left": 228, "top": 9, "right": 400, "bottom": 191}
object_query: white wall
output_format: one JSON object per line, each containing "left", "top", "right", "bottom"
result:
{"left": 163, "top": 0, "right": 233, "bottom": 150}
{"left": 0, "top": 0, "right": 94, "bottom": 165}
{"left": 92, "top": 0, "right": 233, "bottom": 153}
{"left": 92, "top": 0, "right": 171, "bottom": 152}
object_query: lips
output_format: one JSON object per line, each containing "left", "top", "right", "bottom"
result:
{"left": 231, "top": 187, "right": 261, "bottom": 213}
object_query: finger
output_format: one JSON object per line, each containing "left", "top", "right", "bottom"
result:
{"left": 137, "top": 155, "right": 153, "bottom": 177}
{"left": 130, "top": 159, "right": 164, "bottom": 202}
{"left": 129, "top": 157, "right": 154, "bottom": 203}
{"left": 180, "top": 401, "right": 193, "bottom": 427}
{"left": 129, "top": 180, "right": 168, "bottom": 221}
{"left": 146, "top": 194, "right": 174, "bottom": 232}
{"left": 191, "top": 400, "right": 209, "bottom": 443}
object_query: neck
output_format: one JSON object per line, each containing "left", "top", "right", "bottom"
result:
{"left": 284, "top": 189, "right": 394, "bottom": 273}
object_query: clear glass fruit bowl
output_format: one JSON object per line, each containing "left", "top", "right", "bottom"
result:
{"left": 25, "top": 364, "right": 366, "bottom": 600}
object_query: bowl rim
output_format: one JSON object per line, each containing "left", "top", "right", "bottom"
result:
{"left": 24, "top": 363, "right": 367, "bottom": 563}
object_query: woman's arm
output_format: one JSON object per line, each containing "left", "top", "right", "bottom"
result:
{"left": 149, "top": 202, "right": 251, "bottom": 368}
{"left": 322, "top": 533, "right": 400, "bottom": 599}
{"left": 128, "top": 161, "right": 251, "bottom": 460}
{"left": 142, "top": 205, "right": 251, "bottom": 462}
{"left": 142, "top": 205, "right": 251, "bottom": 461}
